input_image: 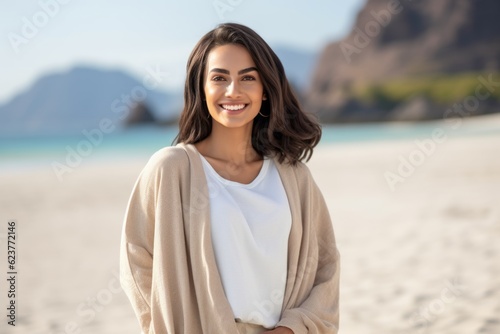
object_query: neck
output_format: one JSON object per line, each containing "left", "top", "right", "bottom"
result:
{"left": 199, "top": 121, "right": 261, "bottom": 164}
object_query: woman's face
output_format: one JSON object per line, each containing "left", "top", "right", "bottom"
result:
{"left": 204, "top": 44, "right": 266, "bottom": 130}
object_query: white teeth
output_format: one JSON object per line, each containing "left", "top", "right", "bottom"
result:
{"left": 221, "top": 104, "right": 245, "bottom": 111}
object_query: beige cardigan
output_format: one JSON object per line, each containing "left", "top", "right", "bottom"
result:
{"left": 120, "top": 143, "right": 340, "bottom": 334}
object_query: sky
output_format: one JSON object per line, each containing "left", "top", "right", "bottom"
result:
{"left": 0, "top": 0, "right": 365, "bottom": 104}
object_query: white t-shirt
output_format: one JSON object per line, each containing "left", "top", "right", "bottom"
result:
{"left": 198, "top": 153, "right": 292, "bottom": 328}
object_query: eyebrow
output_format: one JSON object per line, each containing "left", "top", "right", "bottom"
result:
{"left": 209, "top": 67, "right": 258, "bottom": 75}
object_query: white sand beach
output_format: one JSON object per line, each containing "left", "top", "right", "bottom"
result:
{"left": 1, "top": 114, "right": 499, "bottom": 333}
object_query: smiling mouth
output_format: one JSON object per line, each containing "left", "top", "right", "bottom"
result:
{"left": 220, "top": 104, "right": 247, "bottom": 111}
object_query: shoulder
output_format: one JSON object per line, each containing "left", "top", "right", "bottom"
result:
{"left": 142, "top": 145, "right": 190, "bottom": 177}
{"left": 274, "top": 158, "right": 313, "bottom": 181}
{"left": 273, "top": 158, "right": 318, "bottom": 195}
{"left": 294, "top": 161, "right": 313, "bottom": 178}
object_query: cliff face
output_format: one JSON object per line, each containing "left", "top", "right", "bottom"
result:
{"left": 307, "top": 0, "right": 500, "bottom": 122}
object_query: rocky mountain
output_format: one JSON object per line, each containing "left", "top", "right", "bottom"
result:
{"left": 307, "top": 0, "right": 500, "bottom": 122}
{"left": 0, "top": 66, "right": 181, "bottom": 136}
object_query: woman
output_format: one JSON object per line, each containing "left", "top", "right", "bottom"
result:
{"left": 120, "top": 23, "right": 340, "bottom": 334}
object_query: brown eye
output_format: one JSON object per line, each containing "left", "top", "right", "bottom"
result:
{"left": 212, "top": 76, "right": 225, "bottom": 81}
{"left": 242, "top": 75, "right": 255, "bottom": 81}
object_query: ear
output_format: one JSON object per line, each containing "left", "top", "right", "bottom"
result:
{"left": 263, "top": 93, "right": 267, "bottom": 101}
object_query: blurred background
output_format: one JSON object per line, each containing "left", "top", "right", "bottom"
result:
{"left": 1, "top": 0, "right": 499, "bottom": 333}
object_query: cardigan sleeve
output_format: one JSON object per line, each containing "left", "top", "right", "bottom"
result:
{"left": 119, "top": 150, "right": 169, "bottom": 333}
{"left": 276, "top": 166, "right": 341, "bottom": 334}
{"left": 120, "top": 159, "right": 154, "bottom": 333}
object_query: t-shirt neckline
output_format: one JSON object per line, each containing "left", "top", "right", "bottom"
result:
{"left": 197, "top": 151, "right": 270, "bottom": 188}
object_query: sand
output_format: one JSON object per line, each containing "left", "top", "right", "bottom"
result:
{"left": 0, "top": 114, "right": 499, "bottom": 333}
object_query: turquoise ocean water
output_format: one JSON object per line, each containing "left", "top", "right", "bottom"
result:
{"left": 1, "top": 119, "right": 499, "bottom": 172}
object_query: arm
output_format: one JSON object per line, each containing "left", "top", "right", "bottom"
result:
{"left": 119, "top": 154, "right": 162, "bottom": 333}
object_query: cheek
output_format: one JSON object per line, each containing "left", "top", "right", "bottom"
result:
{"left": 205, "top": 84, "right": 223, "bottom": 101}
{"left": 246, "top": 81, "right": 263, "bottom": 94}
{"left": 248, "top": 85, "right": 264, "bottom": 100}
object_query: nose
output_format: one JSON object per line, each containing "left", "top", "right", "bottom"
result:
{"left": 225, "top": 80, "right": 242, "bottom": 98}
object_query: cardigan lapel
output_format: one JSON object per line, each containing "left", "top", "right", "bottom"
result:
{"left": 273, "top": 159, "right": 303, "bottom": 313}
{"left": 178, "top": 143, "right": 239, "bottom": 332}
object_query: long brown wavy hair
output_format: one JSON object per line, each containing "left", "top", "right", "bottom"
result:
{"left": 174, "top": 23, "right": 321, "bottom": 165}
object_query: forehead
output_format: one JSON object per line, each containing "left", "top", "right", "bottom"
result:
{"left": 206, "top": 44, "right": 256, "bottom": 70}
